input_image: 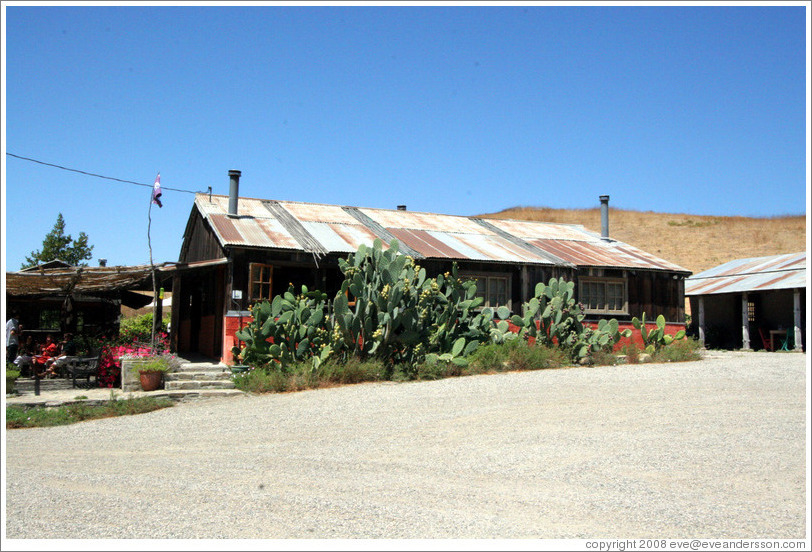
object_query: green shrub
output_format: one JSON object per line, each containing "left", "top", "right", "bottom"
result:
{"left": 505, "top": 341, "right": 567, "bottom": 371}
{"left": 317, "top": 357, "right": 384, "bottom": 385}
{"left": 466, "top": 342, "right": 511, "bottom": 374}
{"left": 118, "top": 312, "right": 170, "bottom": 346}
{"left": 416, "top": 360, "right": 464, "bottom": 380}
{"left": 467, "top": 340, "right": 566, "bottom": 373}
{"left": 588, "top": 348, "right": 618, "bottom": 366}
{"left": 651, "top": 337, "right": 703, "bottom": 363}
{"left": 620, "top": 343, "right": 641, "bottom": 364}
{"left": 6, "top": 363, "right": 21, "bottom": 394}
{"left": 232, "top": 367, "right": 290, "bottom": 394}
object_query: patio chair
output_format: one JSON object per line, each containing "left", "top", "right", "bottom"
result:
{"left": 67, "top": 353, "right": 101, "bottom": 389}
{"left": 758, "top": 328, "right": 773, "bottom": 351}
{"left": 779, "top": 328, "right": 793, "bottom": 351}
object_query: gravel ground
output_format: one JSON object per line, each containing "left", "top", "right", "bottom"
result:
{"left": 4, "top": 350, "right": 807, "bottom": 541}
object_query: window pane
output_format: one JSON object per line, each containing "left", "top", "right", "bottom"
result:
{"left": 581, "top": 279, "right": 627, "bottom": 314}
{"left": 249, "top": 263, "right": 273, "bottom": 300}
{"left": 475, "top": 278, "right": 486, "bottom": 300}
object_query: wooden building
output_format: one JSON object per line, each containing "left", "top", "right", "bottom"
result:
{"left": 686, "top": 253, "right": 806, "bottom": 351}
{"left": 172, "top": 171, "right": 691, "bottom": 363}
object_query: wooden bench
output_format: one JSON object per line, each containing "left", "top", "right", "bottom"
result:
{"left": 66, "top": 355, "right": 101, "bottom": 389}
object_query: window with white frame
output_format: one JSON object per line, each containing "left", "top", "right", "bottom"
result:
{"left": 463, "top": 273, "right": 511, "bottom": 310}
{"left": 579, "top": 277, "right": 628, "bottom": 314}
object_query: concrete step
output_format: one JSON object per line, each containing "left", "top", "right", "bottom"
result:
{"left": 165, "top": 371, "right": 232, "bottom": 381}
{"left": 175, "top": 362, "right": 228, "bottom": 373}
{"left": 164, "top": 379, "right": 236, "bottom": 391}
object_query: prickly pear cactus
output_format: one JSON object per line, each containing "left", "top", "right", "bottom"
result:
{"left": 332, "top": 239, "right": 507, "bottom": 367}
{"left": 233, "top": 284, "right": 333, "bottom": 371}
{"left": 509, "top": 277, "right": 629, "bottom": 362}
{"left": 631, "top": 312, "right": 686, "bottom": 354}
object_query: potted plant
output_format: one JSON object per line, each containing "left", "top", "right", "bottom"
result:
{"left": 131, "top": 354, "right": 172, "bottom": 392}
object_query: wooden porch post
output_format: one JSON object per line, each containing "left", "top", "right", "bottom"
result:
{"left": 793, "top": 289, "right": 803, "bottom": 351}
{"left": 697, "top": 296, "right": 706, "bottom": 347}
{"left": 741, "top": 292, "right": 751, "bottom": 350}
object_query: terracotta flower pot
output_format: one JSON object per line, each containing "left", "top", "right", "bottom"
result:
{"left": 139, "top": 370, "right": 163, "bottom": 392}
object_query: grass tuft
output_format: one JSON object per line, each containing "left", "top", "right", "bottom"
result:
{"left": 6, "top": 396, "right": 174, "bottom": 429}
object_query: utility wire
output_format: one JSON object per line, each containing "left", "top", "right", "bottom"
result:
{"left": 6, "top": 152, "right": 202, "bottom": 194}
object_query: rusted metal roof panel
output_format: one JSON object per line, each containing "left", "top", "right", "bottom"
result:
{"left": 485, "top": 219, "right": 595, "bottom": 242}
{"left": 328, "top": 223, "right": 385, "bottom": 251}
{"left": 686, "top": 252, "right": 806, "bottom": 296}
{"left": 197, "top": 195, "right": 276, "bottom": 219}
{"left": 488, "top": 219, "right": 687, "bottom": 272}
{"left": 361, "top": 208, "right": 495, "bottom": 235}
{"left": 300, "top": 221, "right": 380, "bottom": 253}
{"left": 389, "top": 228, "right": 464, "bottom": 258}
{"left": 438, "top": 232, "right": 555, "bottom": 264}
{"left": 208, "top": 214, "right": 300, "bottom": 250}
{"left": 279, "top": 201, "right": 361, "bottom": 225}
{"left": 525, "top": 239, "right": 688, "bottom": 272}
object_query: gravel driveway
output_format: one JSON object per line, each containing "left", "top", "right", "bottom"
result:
{"left": 4, "top": 350, "right": 807, "bottom": 540}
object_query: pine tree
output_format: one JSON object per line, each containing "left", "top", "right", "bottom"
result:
{"left": 22, "top": 213, "right": 94, "bottom": 269}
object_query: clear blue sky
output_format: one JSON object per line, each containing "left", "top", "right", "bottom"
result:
{"left": 2, "top": 2, "right": 809, "bottom": 271}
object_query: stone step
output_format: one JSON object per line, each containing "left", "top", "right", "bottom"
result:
{"left": 175, "top": 363, "right": 228, "bottom": 373}
{"left": 14, "top": 378, "right": 75, "bottom": 392}
{"left": 165, "top": 371, "right": 232, "bottom": 381}
{"left": 164, "top": 379, "right": 236, "bottom": 391}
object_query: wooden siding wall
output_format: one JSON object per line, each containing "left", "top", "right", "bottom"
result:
{"left": 181, "top": 214, "right": 226, "bottom": 263}
{"left": 625, "top": 270, "right": 685, "bottom": 323}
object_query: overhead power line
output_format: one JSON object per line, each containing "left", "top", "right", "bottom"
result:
{"left": 6, "top": 152, "right": 202, "bottom": 195}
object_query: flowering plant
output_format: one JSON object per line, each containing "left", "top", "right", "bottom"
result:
{"left": 96, "top": 332, "right": 170, "bottom": 388}
{"left": 130, "top": 353, "right": 174, "bottom": 375}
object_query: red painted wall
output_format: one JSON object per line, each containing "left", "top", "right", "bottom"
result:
{"left": 506, "top": 320, "right": 685, "bottom": 351}
{"left": 223, "top": 314, "right": 253, "bottom": 364}
{"left": 220, "top": 315, "right": 685, "bottom": 363}
{"left": 587, "top": 321, "right": 686, "bottom": 352}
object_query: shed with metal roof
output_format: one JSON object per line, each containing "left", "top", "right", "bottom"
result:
{"left": 685, "top": 253, "right": 806, "bottom": 351}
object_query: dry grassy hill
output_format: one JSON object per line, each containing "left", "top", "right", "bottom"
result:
{"left": 479, "top": 206, "right": 807, "bottom": 275}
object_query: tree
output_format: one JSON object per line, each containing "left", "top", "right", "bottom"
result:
{"left": 22, "top": 213, "right": 94, "bottom": 269}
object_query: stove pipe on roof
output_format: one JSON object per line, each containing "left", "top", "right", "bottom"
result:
{"left": 600, "top": 195, "right": 610, "bottom": 239}
{"left": 228, "top": 170, "right": 241, "bottom": 217}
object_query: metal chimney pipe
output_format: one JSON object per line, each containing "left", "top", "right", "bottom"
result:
{"left": 599, "top": 195, "right": 610, "bottom": 238}
{"left": 397, "top": 205, "right": 407, "bottom": 211}
{"left": 228, "top": 170, "right": 241, "bottom": 217}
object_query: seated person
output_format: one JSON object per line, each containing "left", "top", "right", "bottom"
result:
{"left": 61, "top": 333, "right": 78, "bottom": 356}
{"left": 13, "top": 333, "right": 36, "bottom": 377}
{"left": 35, "top": 334, "right": 61, "bottom": 377}
{"left": 53, "top": 333, "right": 79, "bottom": 371}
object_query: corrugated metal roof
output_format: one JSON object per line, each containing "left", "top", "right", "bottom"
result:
{"left": 487, "top": 219, "right": 689, "bottom": 272}
{"left": 685, "top": 252, "right": 806, "bottom": 296}
{"left": 192, "top": 193, "right": 687, "bottom": 272}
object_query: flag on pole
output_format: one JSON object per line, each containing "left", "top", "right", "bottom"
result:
{"left": 152, "top": 173, "right": 163, "bottom": 208}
